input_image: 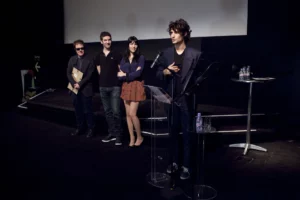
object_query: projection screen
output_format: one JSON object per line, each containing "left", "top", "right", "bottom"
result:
{"left": 64, "top": 0, "right": 248, "bottom": 43}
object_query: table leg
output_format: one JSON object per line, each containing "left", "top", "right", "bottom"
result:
{"left": 229, "top": 82, "right": 267, "bottom": 155}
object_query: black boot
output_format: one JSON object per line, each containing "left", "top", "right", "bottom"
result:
{"left": 86, "top": 129, "right": 94, "bottom": 138}
{"left": 71, "top": 128, "right": 84, "bottom": 136}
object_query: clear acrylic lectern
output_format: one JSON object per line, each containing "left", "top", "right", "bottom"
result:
{"left": 144, "top": 85, "right": 171, "bottom": 188}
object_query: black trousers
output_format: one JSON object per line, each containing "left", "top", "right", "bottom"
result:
{"left": 167, "top": 97, "right": 193, "bottom": 168}
{"left": 71, "top": 92, "right": 95, "bottom": 130}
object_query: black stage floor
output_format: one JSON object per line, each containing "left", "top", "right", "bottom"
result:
{"left": 24, "top": 89, "right": 106, "bottom": 116}
{"left": 21, "top": 88, "right": 278, "bottom": 135}
{"left": 24, "top": 88, "right": 166, "bottom": 118}
{"left": 23, "top": 89, "right": 246, "bottom": 116}
{"left": 2, "top": 111, "right": 300, "bottom": 200}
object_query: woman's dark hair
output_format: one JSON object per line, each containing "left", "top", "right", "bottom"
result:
{"left": 123, "top": 36, "right": 141, "bottom": 62}
{"left": 168, "top": 18, "right": 192, "bottom": 43}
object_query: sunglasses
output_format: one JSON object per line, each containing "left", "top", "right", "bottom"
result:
{"left": 76, "top": 47, "right": 84, "bottom": 51}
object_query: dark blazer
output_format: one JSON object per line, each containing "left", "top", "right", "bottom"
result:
{"left": 67, "top": 54, "right": 95, "bottom": 97}
{"left": 156, "top": 46, "right": 202, "bottom": 95}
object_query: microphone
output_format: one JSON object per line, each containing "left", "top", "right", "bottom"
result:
{"left": 150, "top": 51, "right": 162, "bottom": 68}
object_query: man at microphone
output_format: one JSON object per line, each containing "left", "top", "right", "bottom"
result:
{"left": 156, "top": 18, "right": 202, "bottom": 180}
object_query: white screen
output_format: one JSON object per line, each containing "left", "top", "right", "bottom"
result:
{"left": 64, "top": 0, "right": 248, "bottom": 43}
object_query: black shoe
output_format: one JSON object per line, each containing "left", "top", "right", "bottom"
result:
{"left": 115, "top": 137, "right": 122, "bottom": 146}
{"left": 71, "top": 129, "right": 84, "bottom": 136}
{"left": 180, "top": 166, "right": 190, "bottom": 180}
{"left": 166, "top": 163, "right": 178, "bottom": 174}
{"left": 102, "top": 135, "right": 116, "bottom": 143}
{"left": 86, "top": 129, "right": 94, "bottom": 138}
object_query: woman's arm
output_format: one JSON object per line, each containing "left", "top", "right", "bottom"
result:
{"left": 117, "top": 58, "right": 127, "bottom": 81}
{"left": 125, "top": 55, "right": 145, "bottom": 81}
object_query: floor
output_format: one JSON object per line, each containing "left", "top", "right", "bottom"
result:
{"left": 1, "top": 110, "right": 300, "bottom": 200}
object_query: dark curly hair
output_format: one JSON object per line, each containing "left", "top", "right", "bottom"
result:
{"left": 123, "top": 36, "right": 141, "bottom": 62}
{"left": 168, "top": 18, "right": 192, "bottom": 43}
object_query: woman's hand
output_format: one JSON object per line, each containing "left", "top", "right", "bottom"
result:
{"left": 117, "top": 71, "right": 126, "bottom": 77}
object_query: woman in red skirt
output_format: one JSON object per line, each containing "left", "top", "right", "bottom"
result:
{"left": 117, "top": 36, "right": 146, "bottom": 147}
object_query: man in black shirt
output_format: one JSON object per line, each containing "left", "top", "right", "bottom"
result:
{"left": 156, "top": 19, "right": 202, "bottom": 180}
{"left": 95, "top": 32, "right": 123, "bottom": 145}
{"left": 67, "top": 40, "right": 95, "bottom": 138}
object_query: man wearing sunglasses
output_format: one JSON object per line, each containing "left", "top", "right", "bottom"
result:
{"left": 67, "top": 39, "right": 95, "bottom": 138}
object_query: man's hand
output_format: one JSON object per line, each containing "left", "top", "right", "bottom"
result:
{"left": 168, "top": 62, "right": 180, "bottom": 73}
{"left": 117, "top": 71, "right": 126, "bottom": 77}
{"left": 96, "top": 65, "right": 101, "bottom": 75}
{"left": 74, "top": 83, "right": 80, "bottom": 89}
{"left": 163, "top": 62, "right": 180, "bottom": 76}
{"left": 163, "top": 69, "right": 171, "bottom": 75}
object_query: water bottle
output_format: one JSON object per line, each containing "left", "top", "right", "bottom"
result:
{"left": 246, "top": 66, "right": 251, "bottom": 80}
{"left": 243, "top": 67, "right": 247, "bottom": 80}
{"left": 196, "top": 113, "right": 203, "bottom": 133}
{"left": 239, "top": 68, "right": 244, "bottom": 80}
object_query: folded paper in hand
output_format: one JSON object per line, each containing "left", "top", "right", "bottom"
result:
{"left": 67, "top": 67, "right": 83, "bottom": 94}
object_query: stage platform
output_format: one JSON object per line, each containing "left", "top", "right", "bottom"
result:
{"left": 18, "top": 88, "right": 278, "bottom": 136}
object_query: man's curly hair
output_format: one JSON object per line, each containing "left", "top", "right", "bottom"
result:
{"left": 168, "top": 18, "right": 192, "bottom": 43}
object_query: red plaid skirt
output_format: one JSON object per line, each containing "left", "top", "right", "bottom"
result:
{"left": 121, "top": 80, "right": 146, "bottom": 102}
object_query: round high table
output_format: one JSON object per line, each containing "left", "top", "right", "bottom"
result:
{"left": 229, "top": 78, "right": 275, "bottom": 155}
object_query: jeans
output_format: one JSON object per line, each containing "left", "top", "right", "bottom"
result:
{"left": 99, "top": 87, "right": 122, "bottom": 137}
{"left": 167, "top": 97, "right": 192, "bottom": 168}
{"left": 71, "top": 92, "right": 95, "bottom": 130}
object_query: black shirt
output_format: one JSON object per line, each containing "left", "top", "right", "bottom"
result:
{"left": 95, "top": 50, "right": 122, "bottom": 87}
{"left": 174, "top": 49, "right": 185, "bottom": 94}
{"left": 77, "top": 56, "right": 83, "bottom": 71}
{"left": 174, "top": 49, "right": 184, "bottom": 71}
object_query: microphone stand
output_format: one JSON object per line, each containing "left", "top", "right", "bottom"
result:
{"left": 168, "top": 60, "right": 194, "bottom": 191}
{"left": 174, "top": 61, "right": 219, "bottom": 103}
{"left": 149, "top": 54, "right": 181, "bottom": 190}
{"left": 169, "top": 68, "right": 181, "bottom": 190}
